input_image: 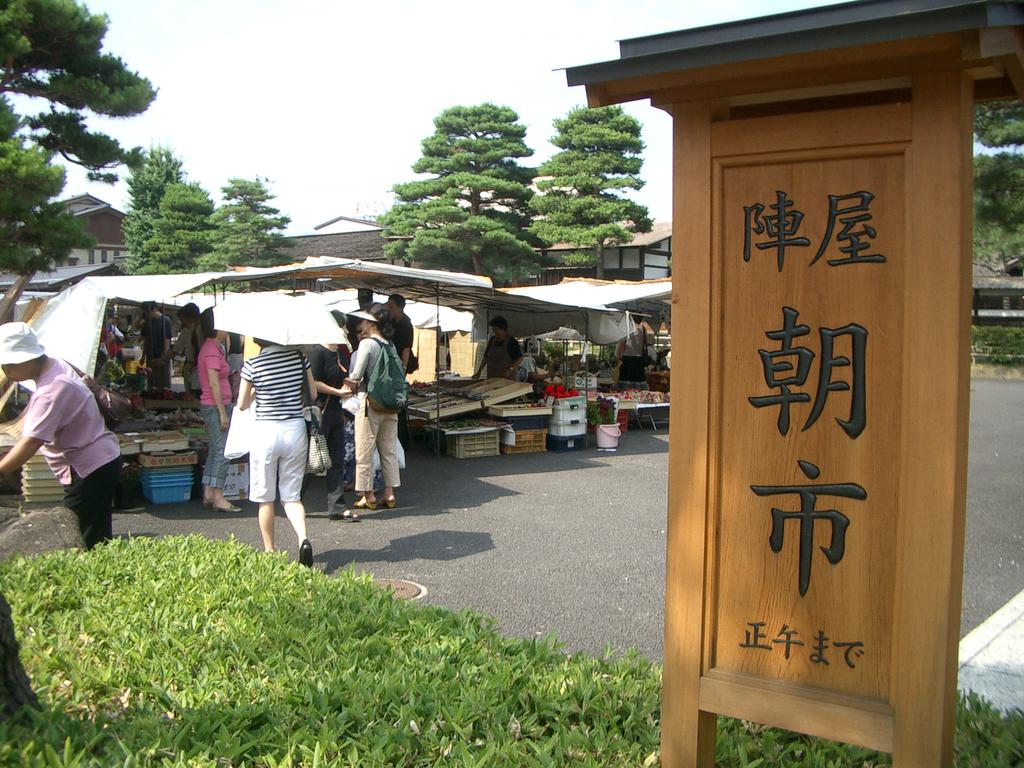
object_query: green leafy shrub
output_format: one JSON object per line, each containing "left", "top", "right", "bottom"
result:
{"left": 972, "top": 326, "right": 1024, "bottom": 364}
{"left": 0, "top": 536, "right": 1021, "bottom": 766}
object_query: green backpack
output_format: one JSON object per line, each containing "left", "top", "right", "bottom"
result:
{"left": 365, "top": 339, "right": 409, "bottom": 413}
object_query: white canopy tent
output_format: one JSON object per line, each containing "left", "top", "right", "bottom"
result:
{"left": 503, "top": 278, "right": 672, "bottom": 319}
{"left": 310, "top": 290, "right": 474, "bottom": 333}
{"left": 23, "top": 260, "right": 641, "bottom": 381}
{"left": 24, "top": 273, "right": 226, "bottom": 376}
{"left": 208, "top": 258, "right": 632, "bottom": 344}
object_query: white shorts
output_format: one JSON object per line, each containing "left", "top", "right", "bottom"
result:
{"left": 248, "top": 418, "right": 307, "bottom": 503}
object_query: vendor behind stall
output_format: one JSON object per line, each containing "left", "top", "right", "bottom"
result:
{"left": 171, "top": 303, "right": 202, "bottom": 396}
{"left": 615, "top": 315, "right": 654, "bottom": 386}
{"left": 0, "top": 323, "right": 122, "bottom": 549}
{"left": 141, "top": 302, "right": 172, "bottom": 390}
{"left": 474, "top": 316, "right": 523, "bottom": 380}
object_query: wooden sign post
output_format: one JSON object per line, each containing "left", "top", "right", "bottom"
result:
{"left": 565, "top": 2, "right": 1024, "bottom": 766}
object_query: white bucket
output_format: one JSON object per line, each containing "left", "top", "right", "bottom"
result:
{"left": 596, "top": 423, "right": 621, "bottom": 449}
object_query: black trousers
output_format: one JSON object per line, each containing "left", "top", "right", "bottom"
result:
{"left": 64, "top": 456, "right": 123, "bottom": 549}
{"left": 323, "top": 408, "right": 349, "bottom": 515}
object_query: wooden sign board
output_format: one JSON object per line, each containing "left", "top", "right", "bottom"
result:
{"left": 563, "top": 3, "right": 1024, "bottom": 766}
{"left": 669, "top": 86, "right": 972, "bottom": 767}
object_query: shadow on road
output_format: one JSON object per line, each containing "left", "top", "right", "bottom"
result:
{"left": 319, "top": 529, "right": 495, "bottom": 571}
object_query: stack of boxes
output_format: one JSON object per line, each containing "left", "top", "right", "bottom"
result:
{"left": 139, "top": 450, "right": 197, "bottom": 504}
{"left": 547, "top": 394, "right": 587, "bottom": 452}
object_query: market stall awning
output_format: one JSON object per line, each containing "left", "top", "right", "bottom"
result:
{"left": 312, "top": 290, "right": 474, "bottom": 333}
{"left": 212, "top": 258, "right": 632, "bottom": 344}
{"left": 503, "top": 278, "right": 672, "bottom": 317}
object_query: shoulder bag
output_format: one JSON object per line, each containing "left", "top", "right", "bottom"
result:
{"left": 67, "top": 361, "right": 132, "bottom": 429}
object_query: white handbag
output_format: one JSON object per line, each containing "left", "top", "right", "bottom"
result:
{"left": 223, "top": 405, "right": 254, "bottom": 460}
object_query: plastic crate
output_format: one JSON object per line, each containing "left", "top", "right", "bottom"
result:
{"left": 140, "top": 468, "right": 195, "bottom": 487}
{"left": 548, "top": 419, "right": 587, "bottom": 437}
{"left": 499, "top": 414, "right": 549, "bottom": 431}
{"left": 140, "top": 481, "right": 193, "bottom": 505}
{"left": 500, "top": 428, "right": 547, "bottom": 455}
{"left": 446, "top": 430, "right": 500, "bottom": 459}
{"left": 546, "top": 433, "right": 587, "bottom": 452}
{"left": 551, "top": 395, "right": 586, "bottom": 413}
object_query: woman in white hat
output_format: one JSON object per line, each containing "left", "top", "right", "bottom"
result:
{"left": 0, "top": 322, "right": 122, "bottom": 548}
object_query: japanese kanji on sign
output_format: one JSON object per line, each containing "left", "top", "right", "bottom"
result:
{"left": 564, "top": 2, "right": 1024, "bottom": 767}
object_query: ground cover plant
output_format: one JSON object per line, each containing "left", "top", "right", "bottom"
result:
{"left": 1, "top": 536, "right": 1021, "bottom": 766}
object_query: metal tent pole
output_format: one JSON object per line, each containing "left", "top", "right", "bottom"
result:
{"left": 434, "top": 282, "right": 441, "bottom": 456}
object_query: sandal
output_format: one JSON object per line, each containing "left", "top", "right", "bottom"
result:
{"left": 340, "top": 509, "right": 361, "bottom": 522}
{"left": 213, "top": 502, "right": 241, "bottom": 512}
{"left": 383, "top": 497, "right": 397, "bottom": 509}
{"left": 353, "top": 498, "right": 377, "bottom": 511}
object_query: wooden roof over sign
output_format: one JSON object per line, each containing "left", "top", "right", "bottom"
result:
{"left": 564, "top": 0, "right": 1024, "bottom": 107}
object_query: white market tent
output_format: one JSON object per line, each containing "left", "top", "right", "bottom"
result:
{"left": 310, "top": 289, "right": 474, "bottom": 333}
{"left": 23, "top": 259, "right": 636, "bottom": 376}
{"left": 26, "top": 273, "right": 223, "bottom": 377}
{"left": 209, "top": 258, "right": 632, "bottom": 344}
{"left": 503, "top": 278, "right": 672, "bottom": 319}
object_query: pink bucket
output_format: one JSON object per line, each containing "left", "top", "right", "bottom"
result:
{"left": 596, "top": 423, "right": 621, "bottom": 449}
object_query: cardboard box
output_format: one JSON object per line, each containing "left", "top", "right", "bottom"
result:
{"left": 222, "top": 462, "right": 249, "bottom": 500}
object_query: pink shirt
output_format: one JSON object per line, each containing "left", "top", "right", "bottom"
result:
{"left": 197, "top": 338, "right": 231, "bottom": 407}
{"left": 22, "top": 358, "right": 120, "bottom": 485}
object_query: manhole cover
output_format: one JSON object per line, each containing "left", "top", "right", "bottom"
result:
{"left": 374, "top": 578, "right": 426, "bottom": 601}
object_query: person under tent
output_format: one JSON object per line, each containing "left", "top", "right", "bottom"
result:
{"left": 474, "top": 316, "right": 523, "bottom": 380}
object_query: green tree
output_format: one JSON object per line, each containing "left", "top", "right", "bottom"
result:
{"left": 208, "top": 177, "right": 291, "bottom": 270}
{"left": 0, "top": 0, "right": 154, "bottom": 310}
{"left": 0, "top": 100, "right": 91, "bottom": 275}
{"left": 123, "top": 147, "right": 184, "bottom": 273}
{"left": 380, "top": 104, "right": 546, "bottom": 282}
{"left": 137, "top": 182, "right": 214, "bottom": 274}
{"left": 530, "top": 106, "right": 652, "bottom": 279}
{"left": 974, "top": 101, "right": 1024, "bottom": 272}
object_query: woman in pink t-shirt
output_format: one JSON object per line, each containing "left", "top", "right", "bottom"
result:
{"left": 197, "top": 308, "right": 239, "bottom": 512}
{"left": 0, "top": 323, "right": 121, "bottom": 548}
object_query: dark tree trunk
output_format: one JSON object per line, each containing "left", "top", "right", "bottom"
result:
{"left": 0, "top": 273, "right": 34, "bottom": 325}
{"left": 595, "top": 243, "right": 605, "bottom": 279}
{"left": 0, "top": 590, "right": 37, "bottom": 720}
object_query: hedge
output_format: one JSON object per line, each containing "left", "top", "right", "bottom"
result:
{"left": 0, "top": 536, "right": 1020, "bottom": 766}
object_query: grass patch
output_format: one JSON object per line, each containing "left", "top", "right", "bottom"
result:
{"left": 0, "top": 536, "right": 1020, "bottom": 767}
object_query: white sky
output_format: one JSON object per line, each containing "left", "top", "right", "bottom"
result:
{"left": 60, "top": 0, "right": 824, "bottom": 234}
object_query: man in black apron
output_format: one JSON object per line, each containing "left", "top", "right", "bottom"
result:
{"left": 474, "top": 316, "right": 523, "bottom": 379}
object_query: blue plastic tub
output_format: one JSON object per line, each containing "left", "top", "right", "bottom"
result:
{"left": 140, "top": 481, "right": 192, "bottom": 504}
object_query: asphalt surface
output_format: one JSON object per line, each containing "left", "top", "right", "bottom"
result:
{"left": 113, "top": 378, "right": 1024, "bottom": 661}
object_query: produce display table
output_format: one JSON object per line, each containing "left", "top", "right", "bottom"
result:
{"left": 634, "top": 402, "right": 670, "bottom": 430}
{"left": 410, "top": 379, "right": 533, "bottom": 422}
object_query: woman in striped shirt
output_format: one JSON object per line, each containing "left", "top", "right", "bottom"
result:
{"left": 238, "top": 339, "right": 317, "bottom": 567}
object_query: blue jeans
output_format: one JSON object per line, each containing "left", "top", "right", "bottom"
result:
{"left": 201, "top": 404, "right": 233, "bottom": 488}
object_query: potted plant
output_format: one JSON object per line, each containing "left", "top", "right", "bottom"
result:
{"left": 586, "top": 396, "right": 617, "bottom": 429}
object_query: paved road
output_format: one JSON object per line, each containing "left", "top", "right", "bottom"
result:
{"left": 114, "top": 377, "right": 1024, "bottom": 661}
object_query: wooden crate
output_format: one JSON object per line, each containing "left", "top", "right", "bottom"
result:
{"left": 500, "top": 428, "right": 547, "bottom": 455}
{"left": 487, "top": 404, "right": 552, "bottom": 418}
{"left": 446, "top": 430, "right": 500, "bottom": 459}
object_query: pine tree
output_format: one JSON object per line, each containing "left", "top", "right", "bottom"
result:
{"left": 123, "top": 147, "right": 184, "bottom": 273}
{"left": 380, "top": 104, "right": 547, "bottom": 283}
{"left": 207, "top": 178, "right": 291, "bottom": 269}
{"left": 0, "top": 0, "right": 154, "bottom": 314}
{"left": 530, "top": 106, "right": 652, "bottom": 278}
{"left": 974, "top": 101, "right": 1024, "bottom": 273}
{"left": 139, "top": 183, "right": 215, "bottom": 274}
{"left": 0, "top": 0, "right": 154, "bottom": 715}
